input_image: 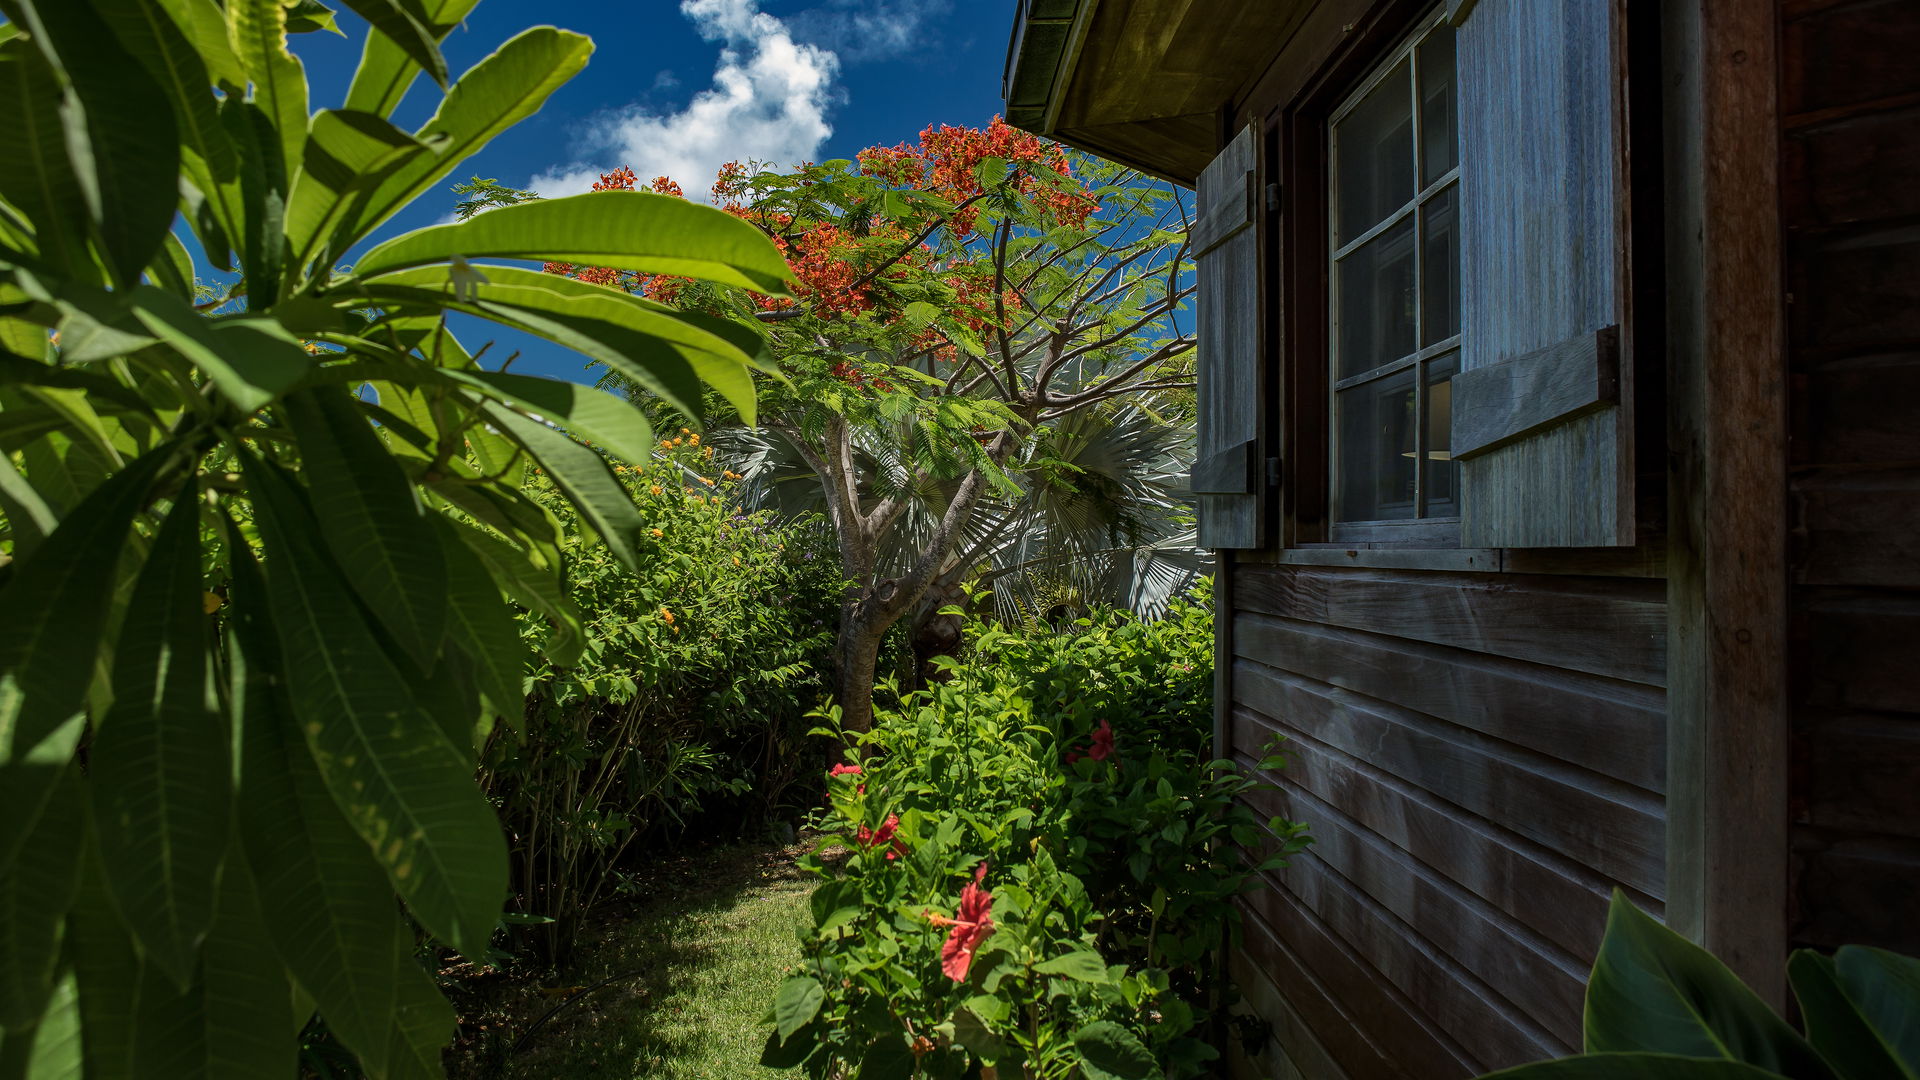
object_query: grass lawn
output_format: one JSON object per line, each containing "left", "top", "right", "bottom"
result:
{"left": 451, "top": 841, "right": 813, "bottom": 1079}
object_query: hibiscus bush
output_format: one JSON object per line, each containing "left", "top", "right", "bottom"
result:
{"left": 764, "top": 587, "right": 1310, "bottom": 1077}
{"left": 478, "top": 438, "right": 845, "bottom": 961}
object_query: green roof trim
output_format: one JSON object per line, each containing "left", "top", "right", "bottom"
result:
{"left": 1001, "top": 0, "right": 1087, "bottom": 131}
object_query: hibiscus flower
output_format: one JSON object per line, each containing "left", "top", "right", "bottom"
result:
{"left": 855, "top": 813, "right": 908, "bottom": 860}
{"left": 931, "top": 863, "right": 994, "bottom": 982}
{"left": 829, "top": 763, "right": 863, "bottom": 777}
{"left": 1087, "top": 719, "right": 1116, "bottom": 762}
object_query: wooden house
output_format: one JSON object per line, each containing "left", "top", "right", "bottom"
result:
{"left": 1003, "top": 0, "right": 1920, "bottom": 1076}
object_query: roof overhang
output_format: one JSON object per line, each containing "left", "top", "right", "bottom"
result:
{"left": 1002, "top": 0, "right": 1316, "bottom": 186}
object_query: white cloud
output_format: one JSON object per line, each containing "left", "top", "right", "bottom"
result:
{"left": 529, "top": 0, "right": 839, "bottom": 201}
{"left": 786, "top": 0, "right": 953, "bottom": 63}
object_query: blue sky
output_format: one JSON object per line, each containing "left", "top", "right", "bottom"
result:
{"left": 293, "top": 0, "right": 1015, "bottom": 383}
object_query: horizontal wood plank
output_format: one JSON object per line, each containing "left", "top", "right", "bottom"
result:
{"left": 1228, "top": 941, "right": 1352, "bottom": 1080}
{"left": 1790, "top": 832, "right": 1920, "bottom": 953}
{"left": 1235, "top": 563, "right": 1668, "bottom": 685}
{"left": 1257, "top": 778, "right": 1589, "bottom": 1047}
{"left": 1794, "top": 474, "right": 1920, "bottom": 588}
{"left": 1800, "top": 591, "right": 1920, "bottom": 713}
{"left": 1451, "top": 327, "right": 1621, "bottom": 460}
{"left": 1795, "top": 713, "right": 1920, "bottom": 840}
{"left": 1193, "top": 438, "right": 1258, "bottom": 494}
{"left": 1232, "top": 706, "right": 1642, "bottom": 958}
{"left": 1239, "top": 883, "right": 1478, "bottom": 1078}
{"left": 1260, "top": 854, "right": 1567, "bottom": 1071}
{"left": 1234, "top": 613, "right": 1666, "bottom": 791}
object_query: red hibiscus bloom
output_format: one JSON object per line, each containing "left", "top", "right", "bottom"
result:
{"left": 1087, "top": 719, "right": 1115, "bottom": 762}
{"left": 829, "top": 763, "right": 863, "bottom": 777}
{"left": 855, "top": 814, "right": 908, "bottom": 860}
{"left": 935, "top": 864, "right": 994, "bottom": 982}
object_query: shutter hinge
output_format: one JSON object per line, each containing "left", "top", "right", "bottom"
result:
{"left": 1265, "top": 456, "right": 1281, "bottom": 488}
{"left": 1264, "top": 183, "right": 1281, "bottom": 212}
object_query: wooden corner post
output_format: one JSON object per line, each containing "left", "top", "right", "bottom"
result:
{"left": 1662, "top": 0, "right": 1791, "bottom": 1005}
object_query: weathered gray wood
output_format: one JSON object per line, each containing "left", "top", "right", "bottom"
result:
{"left": 1191, "top": 438, "right": 1257, "bottom": 494}
{"left": 1457, "top": 0, "right": 1633, "bottom": 547}
{"left": 1226, "top": 950, "right": 1341, "bottom": 1080}
{"left": 1232, "top": 665, "right": 1667, "bottom": 896}
{"left": 1451, "top": 328, "right": 1620, "bottom": 460}
{"left": 1234, "top": 612, "right": 1667, "bottom": 791}
{"left": 1192, "top": 167, "right": 1253, "bottom": 254}
{"left": 1663, "top": 0, "right": 1791, "bottom": 1005}
{"left": 1232, "top": 707, "right": 1648, "bottom": 960}
{"left": 1235, "top": 563, "right": 1668, "bottom": 685}
{"left": 1195, "top": 123, "right": 1265, "bottom": 549}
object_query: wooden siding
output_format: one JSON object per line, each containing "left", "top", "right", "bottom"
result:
{"left": 1780, "top": 0, "right": 1920, "bottom": 956}
{"left": 1228, "top": 562, "right": 1666, "bottom": 1078}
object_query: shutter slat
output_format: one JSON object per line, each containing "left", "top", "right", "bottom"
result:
{"left": 1454, "top": 0, "right": 1633, "bottom": 547}
{"left": 1194, "top": 124, "right": 1265, "bottom": 549}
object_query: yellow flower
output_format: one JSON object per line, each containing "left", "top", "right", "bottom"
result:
{"left": 650, "top": 485, "right": 663, "bottom": 495}
{"left": 710, "top": 496, "right": 722, "bottom": 505}
{"left": 650, "top": 528, "right": 664, "bottom": 538}
{"left": 660, "top": 607, "right": 674, "bottom": 623}
{"left": 681, "top": 427, "right": 691, "bottom": 434}
{"left": 700, "top": 477, "right": 715, "bottom": 486}
{"left": 689, "top": 433, "right": 700, "bottom": 445}
{"left": 686, "top": 487, "right": 695, "bottom": 495}
{"left": 732, "top": 555, "right": 741, "bottom": 567}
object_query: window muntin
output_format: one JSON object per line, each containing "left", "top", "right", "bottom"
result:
{"left": 1329, "top": 14, "right": 1460, "bottom": 526}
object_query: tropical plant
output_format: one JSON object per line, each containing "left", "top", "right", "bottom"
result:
{"left": 0, "top": 1, "right": 790, "bottom": 1075}
{"left": 483, "top": 448, "right": 844, "bottom": 962}
{"left": 539, "top": 128, "right": 1199, "bottom": 731}
{"left": 1477, "top": 892, "right": 1920, "bottom": 1080}
{"left": 763, "top": 588, "right": 1310, "bottom": 1077}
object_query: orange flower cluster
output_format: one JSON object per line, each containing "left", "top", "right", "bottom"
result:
{"left": 859, "top": 116, "right": 1098, "bottom": 235}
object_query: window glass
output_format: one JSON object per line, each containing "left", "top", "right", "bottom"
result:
{"left": 1336, "top": 218, "right": 1417, "bottom": 379}
{"left": 1336, "top": 370, "right": 1417, "bottom": 522}
{"left": 1419, "top": 26, "right": 1457, "bottom": 187}
{"left": 1329, "top": 12, "right": 1460, "bottom": 526}
{"left": 1421, "top": 187, "right": 1459, "bottom": 346}
{"left": 1333, "top": 60, "right": 1414, "bottom": 246}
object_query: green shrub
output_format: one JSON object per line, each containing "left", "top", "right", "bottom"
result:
{"left": 480, "top": 442, "right": 843, "bottom": 960}
{"left": 764, "top": 586, "right": 1310, "bottom": 1077}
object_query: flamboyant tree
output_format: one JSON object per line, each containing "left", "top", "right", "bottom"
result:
{"left": 547, "top": 120, "right": 1197, "bottom": 730}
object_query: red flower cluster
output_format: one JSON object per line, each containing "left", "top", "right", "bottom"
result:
{"left": 855, "top": 813, "right": 908, "bottom": 861}
{"left": 828, "top": 763, "right": 862, "bottom": 777}
{"left": 859, "top": 116, "right": 1099, "bottom": 236}
{"left": 1066, "top": 719, "right": 1116, "bottom": 765}
{"left": 929, "top": 863, "right": 994, "bottom": 982}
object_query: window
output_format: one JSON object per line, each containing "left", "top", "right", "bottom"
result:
{"left": 1328, "top": 15, "right": 1459, "bottom": 527}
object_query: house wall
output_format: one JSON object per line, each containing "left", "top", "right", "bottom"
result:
{"left": 1780, "top": 0, "right": 1920, "bottom": 956}
{"left": 1224, "top": 555, "right": 1666, "bottom": 1078}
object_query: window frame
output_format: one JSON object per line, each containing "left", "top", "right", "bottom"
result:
{"left": 1266, "top": 0, "right": 1466, "bottom": 550}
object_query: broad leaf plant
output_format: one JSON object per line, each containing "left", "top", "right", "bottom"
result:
{"left": 0, "top": 1, "right": 791, "bottom": 1075}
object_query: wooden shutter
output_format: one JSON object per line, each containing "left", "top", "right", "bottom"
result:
{"left": 1192, "top": 123, "right": 1266, "bottom": 550}
{"left": 1452, "top": 0, "right": 1633, "bottom": 547}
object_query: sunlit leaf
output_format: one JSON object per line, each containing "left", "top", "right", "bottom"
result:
{"left": 483, "top": 402, "right": 645, "bottom": 571}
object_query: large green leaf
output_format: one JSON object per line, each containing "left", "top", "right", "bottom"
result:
{"left": 242, "top": 454, "right": 506, "bottom": 959}
{"left": 443, "top": 370, "right": 655, "bottom": 464}
{"left": 771, "top": 976, "right": 823, "bottom": 1041}
{"left": 227, "top": 0, "right": 309, "bottom": 199}
{"left": 337, "top": 0, "right": 448, "bottom": 92}
{"left": 0, "top": 449, "right": 56, "bottom": 563}
{"left": 0, "top": 769, "right": 80, "bottom": 1029}
{"left": 352, "top": 189, "right": 794, "bottom": 294}
{"left": 352, "top": 265, "right": 754, "bottom": 421}
{"left": 433, "top": 517, "right": 526, "bottom": 732}
{"left": 90, "top": 478, "right": 230, "bottom": 990}
{"left": 1584, "top": 892, "right": 1833, "bottom": 1080}
{"left": 152, "top": 0, "right": 243, "bottom": 88}
{"left": 449, "top": 524, "right": 583, "bottom": 666}
{"left": 483, "top": 402, "right": 645, "bottom": 571}
{"left": 225, "top": 532, "right": 398, "bottom": 1074}
{"left": 2, "top": 0, "right": 181, "bottom": 287}
{"left": 1792, "top": 946, "right": 1920, "bottom": 1080}
{"left": 379, "top": 918, "right": 457, "bottom": 1080}
{"left": 339, "top": 26, "right": 591, "bottom": 245}
{"left": 279, "top": 384, "right": 448, "bottom": 669}
{"left": 342, "top": 0, "right": 478, "bottom": 116}
{"left": 0, "top": 41, "right": 92, "bottom": 277}
{"left": 93, "top": 0, "right": 244, "bottom": 256}
{"left": 129, "top": 286, "right": 308, "bottom": 412}
{"left": 1073, "top": 1020, "right": 1161, "bottom": 1080}
{"left": 1475, "top": 1054, "right": 1795, "bottom": 1079}
{"left": 67, "top": 854, "right": 208, "bottom": 1080}
{"left": 0, "top": 970, "right": 82, "bottom": 1080}
{"left": 0, "top": 441, "right": 174, "bottom": 875}
{"left": 285, "top": 109, "right": 431, "bottom": 274}
{"left": 198, "top": 850, "right": 297, "bottom": 1079}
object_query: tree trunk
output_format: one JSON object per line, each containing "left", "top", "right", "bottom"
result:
{"left": 832, "top": 613, "right": 886, "bottom": 733}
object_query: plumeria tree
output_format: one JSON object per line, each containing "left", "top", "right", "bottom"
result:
{"left": 548, "top": 121, "right": 1198, "bottom": 730}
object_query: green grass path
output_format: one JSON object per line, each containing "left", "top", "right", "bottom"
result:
{"left": 501, "top": 843, "right": 811, "bottom": 1079}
